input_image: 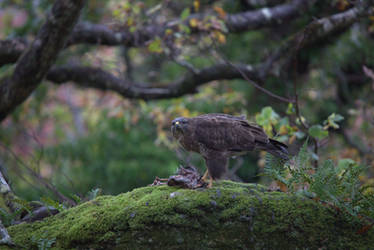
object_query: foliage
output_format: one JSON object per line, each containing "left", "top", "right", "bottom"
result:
{"left": 254, "top": 106, "right": 344, "bottom": 146}
{"left": 264, "top": 140, "right": 374, "bottom": 224}
{"left": 40, "top": 197, "right": 65, "bottom": 212}
{"left": 44, "top": 115, "right": 179, "bottom": 197}
{"left": 31, "top": 232, "right": 55, "bottom": 250}
{"left": 1, "top": 0, "right": 374, "bottom": 211}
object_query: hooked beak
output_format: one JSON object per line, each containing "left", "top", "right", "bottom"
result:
{"left": 171, "top": 120, "right": 183, "bottom": 136}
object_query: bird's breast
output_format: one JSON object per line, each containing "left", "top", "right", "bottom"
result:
{"left": 179, "top": 133, "right": 200, "bottom": 153}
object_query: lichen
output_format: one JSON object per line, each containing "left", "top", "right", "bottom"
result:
{"left": 6, "top": 181, "right": 374, "bottom": 249}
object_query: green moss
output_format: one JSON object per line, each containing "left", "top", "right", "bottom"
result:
{"left": 7, "top": 181, "right": 374, "bottom": 249}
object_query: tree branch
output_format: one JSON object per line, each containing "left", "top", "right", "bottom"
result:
{"left": 1, "top": 1, "right": 371, "bottom": 105}
{"left": 226, "top": 0, "right": 314, "bottom": 32}
{"left": 46, "top": 63, "right": 259, "bottom": 100}
{"left": 241, "top": 0, "right": 287, "bottom": 9}
{"left": 68, "top": 0, "right": 314, "bottom": 45}
{"left": 41, "top": 1, "right": 373, "bottom": 101}
{"left": 0, "top": 0, "right": 86, "bottom": 122}
{"left": 259, "top": 0, "right": 374, "bottom": 78}
{"left": 0, "top": 0, "right": 315, "bottom": 67}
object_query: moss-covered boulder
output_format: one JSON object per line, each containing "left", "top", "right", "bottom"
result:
{"left": 6, "top": 181, "right": 374, "bottom": 249}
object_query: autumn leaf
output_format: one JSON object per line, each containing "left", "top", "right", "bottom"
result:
{"left": 189, "top": 18, "right": 198, "bottom": 28}
{"left": 336, "top": 0, "right": 350, "bottom": 11}
{"left": 279, "top": 125, "right": 288, "bottom": 135}
{"left": 165, "top": 29, "right": 173, "bottom": 36}
{"left": 193, "top": 0, "right": 200, "bottom": 12}
{"left": 214, "top": 6, "right": 226, "bottom": 19}
{"left": 214, "top": 31, "right": 226, "bottom": 44}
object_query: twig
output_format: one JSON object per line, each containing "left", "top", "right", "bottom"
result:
{"left": 290, "top": 23, "right": 319, "bottom": 168}
{"left": 173, "top": 57, "right": 199, "bottom": 75}
{"left": 214, "top": 49, "right": 295, "bottom": 103}
{"left": 121, "top": 46, "right": 134, "bottom": 81}
{"left": 0, "top": 143, "right": 76, "bottom": 207}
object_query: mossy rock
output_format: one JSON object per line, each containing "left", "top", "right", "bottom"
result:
{"left": 6, "top": 181, "right": 374, "bottom": 249}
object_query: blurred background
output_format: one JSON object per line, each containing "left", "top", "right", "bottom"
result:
{"left": 0, "top": 0, "right": 373, "bottom": 202}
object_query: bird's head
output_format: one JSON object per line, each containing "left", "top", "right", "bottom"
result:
{"left": 171, "top": 117, "right": 190, "bottom": 139}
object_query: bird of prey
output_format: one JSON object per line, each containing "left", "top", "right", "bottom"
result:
{"left": 171, "top": 113, "right": 289, "bottom": 188}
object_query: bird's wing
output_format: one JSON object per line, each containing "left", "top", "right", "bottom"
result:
{"left": 193, "top": 116, "right": 269, "bottom": 152}
{"left": 197, "top": 113, "right": 246, "bottom": 120}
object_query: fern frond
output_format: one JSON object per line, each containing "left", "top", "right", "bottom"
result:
{"left": 263, "top": 153, "right": 289, "bottom": 187}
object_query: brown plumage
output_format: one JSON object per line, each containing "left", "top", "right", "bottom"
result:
{"left": 171, "top": 113, "right": 288, "bottom": 187}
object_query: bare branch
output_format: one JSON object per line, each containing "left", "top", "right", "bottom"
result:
{"left": 260, "top": 0, "right": 374, "bottom": 78}
{"left": 46, "top": 63, "right": 259, "bottom": 100}
{"left": 241, "top": 0, "right": 287, "bottom": 9}
{"left": 225, "top": 60, "right": 295, "bottom": 103}
{"left": 0, "top": 0, "right": 86, "bottom": 122}
{"left": 66, "top": 22, "right": 161, "bottom": 47}
{"left": 227, "top": 0, "right": 314, "bottom": 32}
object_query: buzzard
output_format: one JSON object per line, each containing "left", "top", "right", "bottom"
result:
{"left": 171, "top": 113, "right": 288, "bottom": 188}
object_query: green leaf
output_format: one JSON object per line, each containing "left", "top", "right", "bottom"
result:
{"left": 294, "top": 131, "right": 305, "bottom": 139}
{"left": 324, "top": 113, "right": 344, "bottom": 129}
{"left": 41, "top": 197, "right": 65, "bottom": 212}
{"left": 148, "top": 37, "right": 163, "bottom": 53}
{"left": 308, "top": 125, "right": 328, "bottom": 140}
{"left": 256, "top": 106, "right": 280, "bottom": 135}
{"left": 180, "top": 8, "right": 190, "bottom": 21}
{"left": 286, "top": 103, "right": 295, "bottom": 115}
{"left": 337, "top": 158, "right": 356, "bottom": 173}
{"left": 256, "top": 106, "right": 277, "bottom": 123}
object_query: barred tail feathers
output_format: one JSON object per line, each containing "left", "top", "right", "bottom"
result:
{"left": 258, "top": 139, "right": 289, "bottom": 160}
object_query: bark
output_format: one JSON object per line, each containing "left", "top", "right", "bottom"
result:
{"left": 0, "top": 39, "right": 28, "bottom": 67}
{"left": 226, "top": 0, "right": 314, "bottom": 32}
{"left": 5, "top": 181, "right": 374, "bottom": 249}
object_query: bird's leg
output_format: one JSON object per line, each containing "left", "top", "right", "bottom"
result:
{"left": 203, "top": 154, "right": 228, "bottom": 189}
{"left": 207, "top": 176, "right": 213, "bottom": 189}
{"left": 201, "top": 170, "right": 209, "bottom": 182}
